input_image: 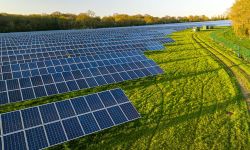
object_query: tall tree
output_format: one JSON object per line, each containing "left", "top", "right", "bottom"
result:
{"left": 230, "top": 0, "right": 250, "bottom": 37}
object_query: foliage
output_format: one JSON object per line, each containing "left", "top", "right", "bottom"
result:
{"left": 0, "top": 11, "right": 228, "bottom": 33}
{"left": 230, "top": 0, "right": 250, "bottom": 38}
{"left": 0, "top": 29, "right": 249, "bottom": 150}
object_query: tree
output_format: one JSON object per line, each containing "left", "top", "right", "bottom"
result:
{"left": 230, "top": 0, "right": 250, "bottom": 37}
{"left": 101, "top": 16, "right": 116, "bottom": 27}
{"left": 0, "top": 12, "right": 216, "bottom": 32}
{"left": 76, "top": 13, "right": 100, "bottom": 28}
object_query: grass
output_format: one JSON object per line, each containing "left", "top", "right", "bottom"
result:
{"left": 0, "top": 29, "right": 249, "bottom": 150}
{"left": 210, "top": 27, "right": 250, "bottom": 60}
{"left": 200, "top": 28, "right": 250, "bottom": 104}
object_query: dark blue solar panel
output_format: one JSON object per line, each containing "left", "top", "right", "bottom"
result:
{"left": 33, "top": 86, "right": 47, "bottom": 97}
{"left": 56, "top": 82, "right": 69, "bottom": 93}
{"left": 111, "top": 73, "right": 124, "bottom": 82}
{"left": 85, "top": 77, "right": 98, "bottom": 87}
{"left": 31, "top": 76, "right": 43, "bottom": 86}
{"left": 0, "top": 92, "right": 8, "bottom": 105}
{"left": 103, "top": 74, "right": 115, "bottom": 84}
{"left": 78, "top": 113, "right": 99, "bottom": 134}
{"left": 62, "top": 117, "right": 84, "bottom": 140}
{"left": 93, "top": 109, "right": 114, "bottom": 129}
{"left": 25, "top": 127, "right": 48, "bottom": 150}
{"left": 45, "top": 122, "right": 67, "bottom": 145}
{"left": 107, "top": 106, "right": 128, "bottom": 124}
{"left": 85, "top": 94, "right": 104, "bottom": 111}
{"left": 127, "top": 71, "right": 138, "bottom": 79}
{"left": 71, "top": 97, "right": 90, "bottom": 114}
{"left": 0, "top": 81, "right": 7, "bottom": 92}
{"left": 66, "top": 81, "right": 79, "bottom": 91}
{"left": 21, "top": 88, "right": 35, "bottom": 100}
{"left": 120, "top": 103, "right": 140, "bottom": 120}
{"left": 52, "top": 73, "right": 64, "bottom": 82}
{"left": 55, "top": 100, "right": 75, "bottom": 119}
{"left": 8, "top": 90, "right": 22, "bottom": 102}
{"left": 110, "top": 88, "right": 129, "bottom": 103}
{"left": 94, "top": 76, "right": 107, "bottom": 86}
{"left": 119, "top": 72, "right": 131, "bottom": 80}
{"left": 21, "top": 107, "right": 42, "bottom": 128}
{"left": 45, "top": 84, "right": 58, "bottom": 95}
{"left": 0, "top": 88, "right": 140, "bottom": 149}
{"left": 6, "top": 79, "right": 19, "bottom": 90}
{"left": 75, "top": 79, "right": 89, "bottom": 89}
{"left": 42, "top": 74, "right": 54, "bottom": 84}
{"left": 1, "top": 111, "right": 23, "bottom": 134}
{"left": 39, "top": 103, "right": 60, "bottom": 123}
{"left": 62, "top": 72, "right": 74, "bottom": 81}
{"left": 3, "top": 131, "right": 27, "bottom": 150}
{"left": 98, "top": 91, "right": 117, "bottom": 107}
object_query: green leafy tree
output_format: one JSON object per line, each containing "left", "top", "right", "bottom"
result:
{"left": 230, "top": 0, "right": 250, "bottom": 37}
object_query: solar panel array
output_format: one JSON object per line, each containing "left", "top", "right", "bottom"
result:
{"left": 0, "top": 26, "right": 171, "bottom": 105}
{"left": 0, "top": 20, "right": 232, "bottom": 149}
{"left": 0, "top": 88, "right": 140, "bottom": 150}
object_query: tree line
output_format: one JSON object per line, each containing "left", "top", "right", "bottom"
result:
{"left": 230, "top": 0, "right": 250, "bottom": 38}
{"left": 0, "top": 11, "right": 227, "bottom": 32}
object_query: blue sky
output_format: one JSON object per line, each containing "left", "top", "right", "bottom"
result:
{"left": 0, "top": 0, "right": 235, "bottom": 17}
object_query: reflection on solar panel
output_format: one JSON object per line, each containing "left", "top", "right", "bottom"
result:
{"left": 0, "top": 88, "right": 140, "bottom": 150}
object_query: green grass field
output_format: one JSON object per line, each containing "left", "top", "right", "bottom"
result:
{"left": 211, "top": 27, "right": 250, "bottom": 60}
{"left": 0, "top": 29, "right": 249, "bottom": 150}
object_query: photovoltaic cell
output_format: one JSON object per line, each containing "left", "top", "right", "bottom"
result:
{"left": 1, "top": 111, "right": 23, "bottom": 134}
{"left": 21, "top": 107, "right": 42, "bottom": 128}
{"left": 45, "top": 121, "right": 67, "bottom": 145}
{"left": 0, "top": 88, "right": 140, "bottom": 150}
{"left": 26, "top": 127, "right": 49, "bottom": 150}
{"left": 78, "top": 113, "right": 99, "bottom": 134}
{"left": 62, "top": 117, "right": 84, "bottom": 140}
{"left": 3, "top": 131, "right": 27, "bottom": 150}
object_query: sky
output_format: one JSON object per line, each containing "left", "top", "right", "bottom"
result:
{"left": 0, "top": 0, "right": 235, "bottom": 17}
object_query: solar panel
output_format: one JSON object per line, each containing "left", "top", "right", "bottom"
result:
{"left": 0, "top": 23, "right": 179, "bottom": 106}
{"left": 0, "top": 88, "right": 140, "bottom": 150}
{"left": 0, "top": 51, "right": 148, "bottom": 80}
{"left": 0, "top": 58, "right": 163, "bottom": 105}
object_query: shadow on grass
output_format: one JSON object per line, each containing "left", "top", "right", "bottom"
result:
{"left": 52, "top": 94, "right": 239, "bottom": 150}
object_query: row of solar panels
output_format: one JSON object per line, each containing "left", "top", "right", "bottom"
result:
{"left": 0, "top": 37, "right": 167, "bottom": 52}
{"left": 0, "top": 51, "right": 156, "bottom": 80}
{"left": 0, "top": 37, "right": 172, "bottom": 54}
{"left": 0, "top": 26, "right": 167, "bottom": 106}
{"left": 0, "top": 39, "right": 170, "bottom": 57}
{"left": 0, "top": 36, "right": 172, "bottom": 57}
{"left": 0, "top": 28, "right": 165, "bottom": 41}
{"left": 0, "top": 42, "right": 172, "bottom": 66}
{"left": 0, "top": 37, "right": 167, "bottom": 51}
{"left": 0, "top": 88, "right": 140, "bottom": 150}
{"left": 0, "top": 58, "right": 163, "bottom": 105}
{"left": 0, "top": 20, "right": 230, "bottom": 42}
{"left": 0, "top": 30, "right": 167, "bottom": 47}
{"left": 0, "top": 50, "right": 145, "bottom": 73}
{"left": 0, "top": 34, "right": 166, "bottom": 47}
